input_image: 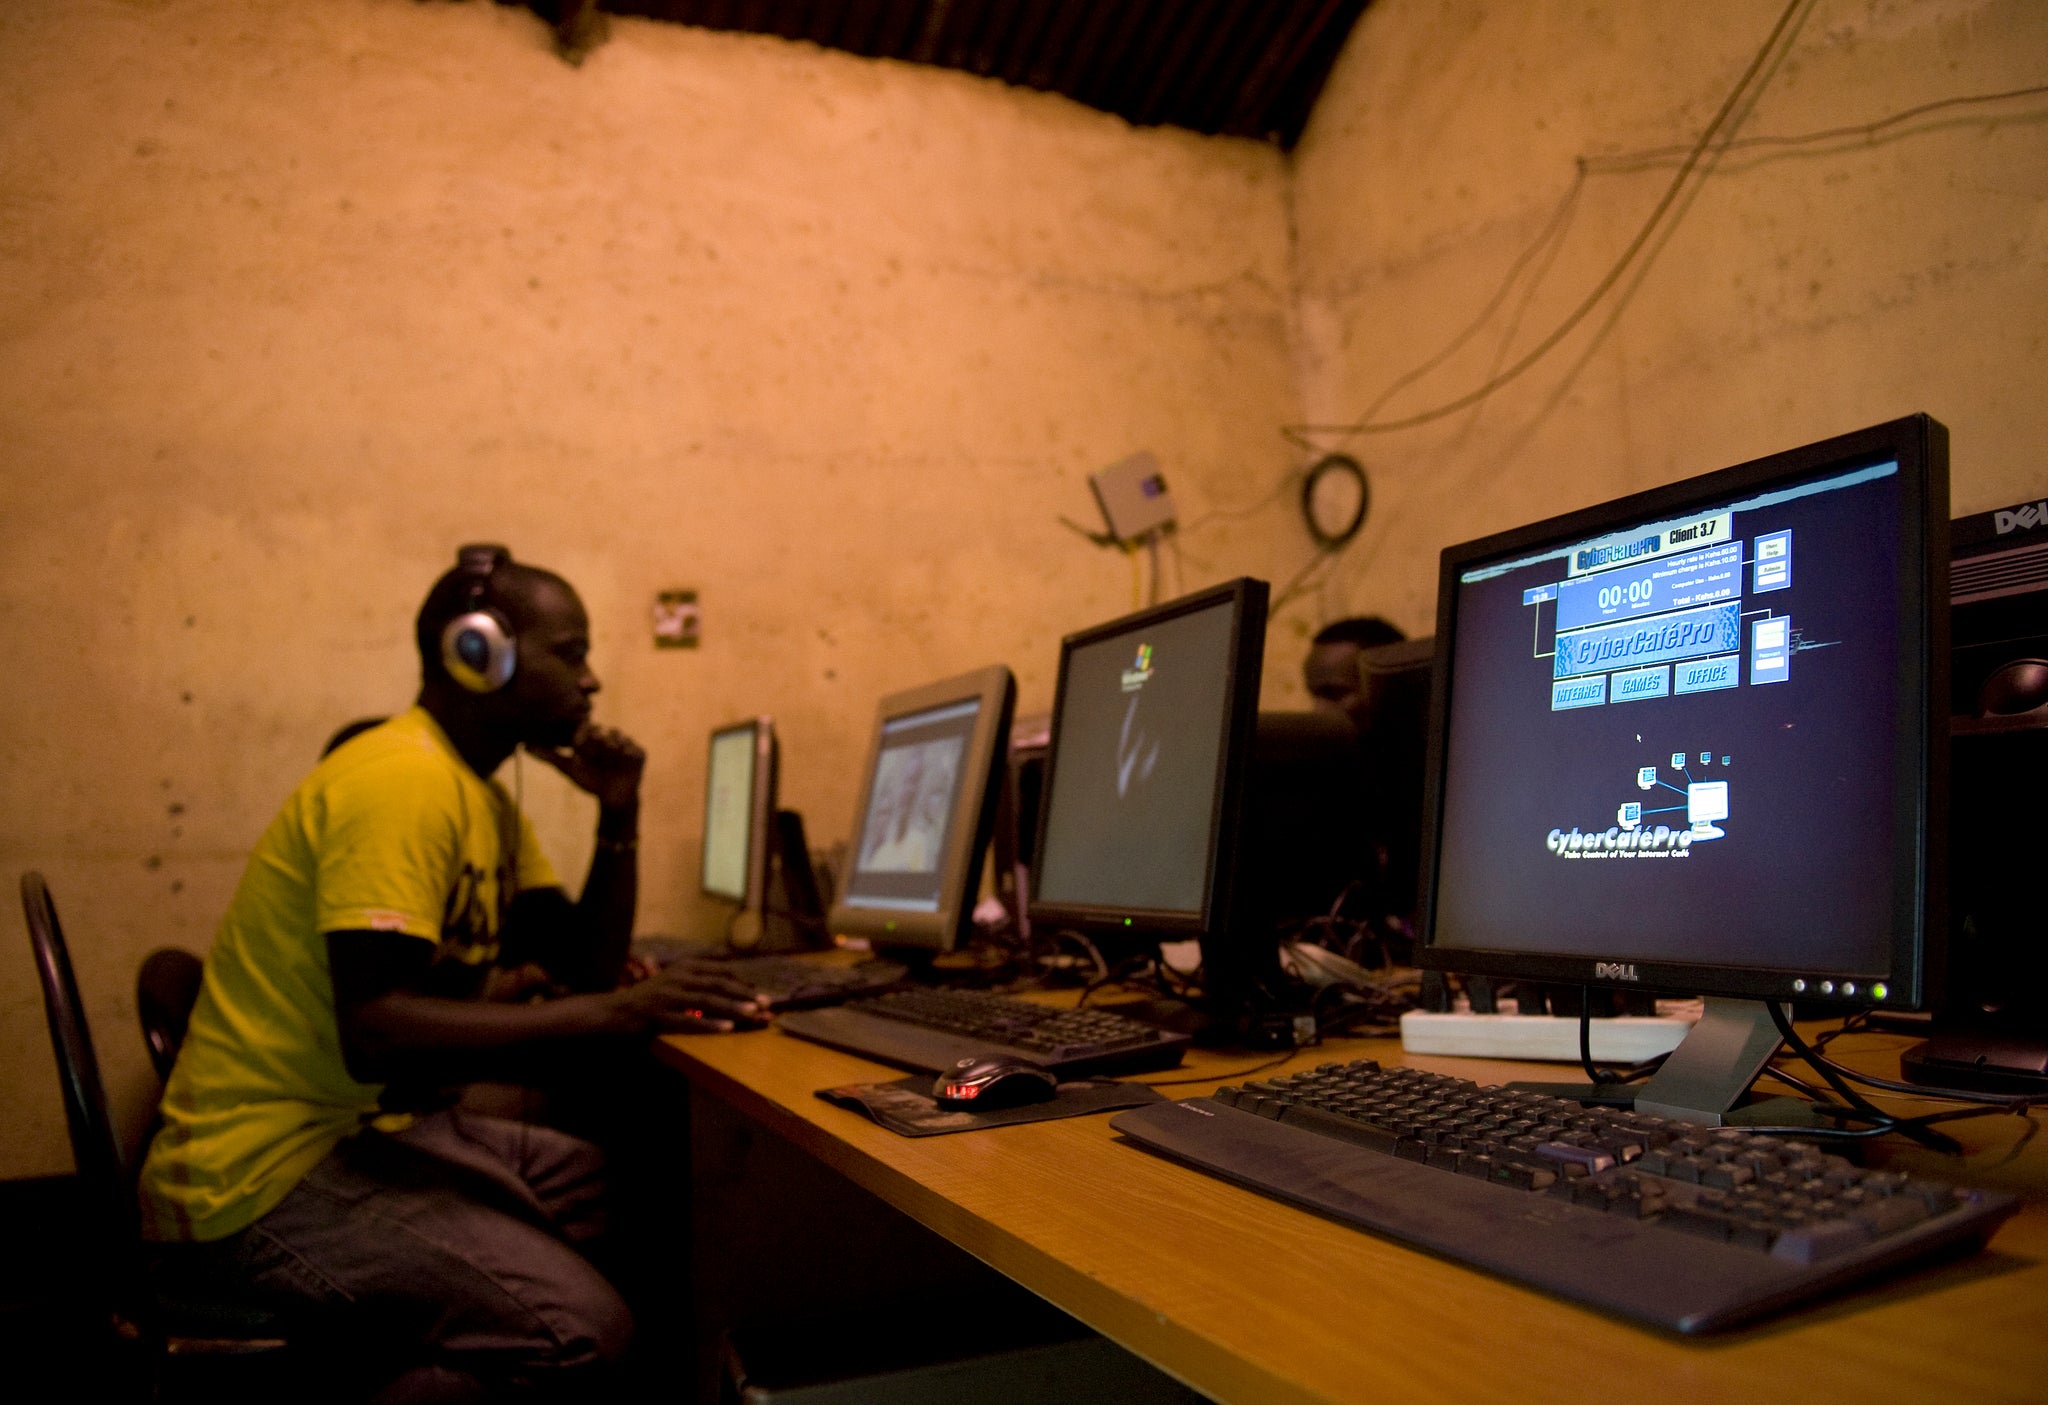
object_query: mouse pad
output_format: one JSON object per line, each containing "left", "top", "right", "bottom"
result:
{"left": 815, "top": 1075, "right": 1166, "bottom": 1137}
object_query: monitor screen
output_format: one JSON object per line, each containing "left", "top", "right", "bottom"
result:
{"left": 701, "top": 718, "right": 775, "bottom": 909}
{"left": 831, "top": 665, "right": 1015, "bottom": 953}
{"left": 1418, "top": 415, "right": 1949, "bottom": 1012}
{"left": 1031, "top": 578, "right": 1268, "bottom": 942}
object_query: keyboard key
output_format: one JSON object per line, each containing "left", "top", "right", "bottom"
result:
{"left": 1533, "top": 1141, "right": 1615, "bottom": 1175}
{"left": 1772, "top": 1218, "right": 1874, "bottom": 1264}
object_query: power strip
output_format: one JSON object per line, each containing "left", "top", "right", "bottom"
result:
{"left": 1400, "top": 1006, "right": 1696, "bottom": 1063}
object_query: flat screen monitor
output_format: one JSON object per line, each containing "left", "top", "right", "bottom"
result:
{"left": 1029, "top": 578, "right": 1268, "bottom": 972}
{"left": 702, "top": 716, "right": 777, "bottom": 926}
{"left": 1416, "top": 414, "right": 1949, "bottom": 1122}
{"left": 830, "top": 665, "right": 1016, "bottom": 955}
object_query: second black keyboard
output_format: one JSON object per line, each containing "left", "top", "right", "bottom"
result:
{"left": 1111, "top": 1059, "right": 2019, "bottom": 1333}
{"left": 633, "top": 938, "right": 911, "bottom": 1012}
{"left": 775, "top": 988, "right": 1191, "bottom": 1079}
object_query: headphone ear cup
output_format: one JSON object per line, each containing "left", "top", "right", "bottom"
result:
{"left": 442, "top": 611, "right": 516, "bottom": 693}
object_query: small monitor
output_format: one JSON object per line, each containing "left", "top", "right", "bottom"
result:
{"left": 702, "top": 717, "right": 777, "bottom": 929}
{"left": 830, "top": 665, "right": 1017, "bottom": 955}
{"left": 1030, "top": 578, "right": 1268, "bottom": 974}
{"left": 1417, "top": 415, "right": 1949, "bottom": 1122}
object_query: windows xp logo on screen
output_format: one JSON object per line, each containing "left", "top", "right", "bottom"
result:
{"left": 1121, "top": 644, "right": 1155, "bottom": 693}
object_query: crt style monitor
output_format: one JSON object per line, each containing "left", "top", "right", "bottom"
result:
{"left": 701, "top": 717, "right": 778, "bottom": 942}
{"left": 1030, "top": 578, "right": 1269, "bottom": 970}
{"left": 830, "top": 665, "right": 1016, "bottom": 955}
{"left": 1416, "top": 415, "right": 1949, "bottom": 1123}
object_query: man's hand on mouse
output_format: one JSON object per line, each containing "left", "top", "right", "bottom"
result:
{"left": 607, "top": 963, "right": 766, "bottom": 1036}
{"left": 525, "top": 724, "right": 645, "bottom": 811}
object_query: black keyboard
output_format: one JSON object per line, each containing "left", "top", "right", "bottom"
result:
{"left": 634, "top": 938, "right": 908, "bottom": 1012}
{"left": 1110, "top": 1060, "right": 2019, "bottom": 1333}
{"left": 776, "top": 988, "right": 1191, "bottom": 1079}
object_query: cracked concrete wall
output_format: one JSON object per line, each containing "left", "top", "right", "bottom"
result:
{"left": 1288, "top": 0, "right": 2048, "bottom": 634}
{"left": 9, "top": 0, "right": 2039, "bottom": 1184}
{"left": 0, "top": 0, "right": 1305, "bottom": 1178}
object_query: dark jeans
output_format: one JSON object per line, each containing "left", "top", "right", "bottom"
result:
{"left": 198, "top": 1109, "right": 633, "bottom": 1402}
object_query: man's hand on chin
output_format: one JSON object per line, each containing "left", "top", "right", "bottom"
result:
{"left": 525, "top": 723, "right": 645, "bottom": 809}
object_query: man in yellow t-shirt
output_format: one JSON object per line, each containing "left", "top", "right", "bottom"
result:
{"left": 139, "top": 545, "right": 757, "bottom": 1400}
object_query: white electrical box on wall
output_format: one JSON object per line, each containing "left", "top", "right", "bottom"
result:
{"left": 1090, "top": 451, "right": 1177, "bottom": 543}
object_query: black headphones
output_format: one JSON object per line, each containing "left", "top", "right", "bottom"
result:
{"left": 440, "top": 544, "right": 517, "bottom": 694}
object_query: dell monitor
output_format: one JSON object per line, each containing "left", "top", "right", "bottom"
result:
{"left": 1029, "top": 578, "right": 1270, "bottom": 1008}
{"left": 829, "top": 665, "right": 1017, "bottom": 957}
{"left": 1416, "top": 414, "right": 1949, "bottom": 1124}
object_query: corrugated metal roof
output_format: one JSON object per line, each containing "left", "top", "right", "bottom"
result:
{"left": 595, "top": 0, "right": 1370, "bottom": 148}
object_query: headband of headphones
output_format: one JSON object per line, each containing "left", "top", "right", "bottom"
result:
{"left": 441, "top": 544, "right": 517, "bottom": 693}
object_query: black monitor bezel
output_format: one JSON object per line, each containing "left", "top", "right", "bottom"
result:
{"left": 828, "top": 664, "right": 1017, "bottom": 954}
{"left": 700, "top": 716, "right": 777, "bottom": 913}
{"left": 1415, "top": 415, "right": 1950, "bottom": 1011}
{"left": 1027, "top": 577, "right": 1270, "bottom": 945}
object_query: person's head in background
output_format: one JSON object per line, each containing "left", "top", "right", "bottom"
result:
{"left": 1305, "top": 616, "right": 1406, "bottom": 730}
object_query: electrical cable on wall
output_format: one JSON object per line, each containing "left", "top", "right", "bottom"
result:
{"left": 1579, "top": 82, "right": 2048, "bottom": 176}
{"left": 1292, "top": 0, "right": 1817, "bottom": 449}
{"left": 1264, "top": 452, "right": 1373, "bottom": 616}
{"left": 1286, "top": 47, "right": 2048, "bottom": 450}
{"left": 1065, "top": 42, "right": 2048, "bottom": 623}
{"left": 1254, "top": 0, "right": 1816, "bottom": 628}
{"left": 1253, "top": 12, "right": 2048, "bottom": 625}
{"left": 1301, "top": 454, "right": 1370, "bottom": 549}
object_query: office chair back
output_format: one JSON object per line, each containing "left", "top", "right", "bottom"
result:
{"left": 139, "top": 946, "right": 206, "bottom": 1083}
{"left": 22, "top": 872, "right": 150, "bottom": 1324}
{"left": 22, "top": 871, "right": 291, "bottom": 1387}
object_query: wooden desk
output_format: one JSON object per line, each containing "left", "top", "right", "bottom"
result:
{"left": 655, "top": 1021, "right": 2048, "bottom": 1405}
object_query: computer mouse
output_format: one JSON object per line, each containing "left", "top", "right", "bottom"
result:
{"left": 931, "top": 1055, "right": 1059, "bottom": 1110}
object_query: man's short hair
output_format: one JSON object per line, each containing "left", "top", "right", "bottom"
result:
{"left": 414, "top": 554, "right": 575, "bottom": 683}
{"left": 1312, "top": 616, "right": 1406, "bottom": 649}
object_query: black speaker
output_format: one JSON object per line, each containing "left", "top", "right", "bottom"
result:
{"left": 1355, "top": 635, "right": 1434, "bottom": 922}
{"left": 991, "top": 716, "right": 1050, "bottom": 940}
{"left": 756, "top": 809, "right": 827, "bottom": 953}
{"left": 1946, "top": 718, "right": 2048, "bottom": 1020}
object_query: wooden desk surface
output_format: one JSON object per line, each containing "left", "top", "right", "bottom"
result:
{"left": 656, "top": 1019, "right": 2048, "bottom": 1405}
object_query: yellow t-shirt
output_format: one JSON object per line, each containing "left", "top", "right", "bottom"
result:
{"left": 138, "top": 707, "right": 558, "bottom": 1243}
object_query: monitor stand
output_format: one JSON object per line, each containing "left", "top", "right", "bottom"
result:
{"left": 1510, "top": 997, "right": 1819, "bottom": 1127}
{"left": 1629, "top": 998, "right": 1800, "bottom": 1125}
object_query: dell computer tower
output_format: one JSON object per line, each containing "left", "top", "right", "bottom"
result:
{"left": 1909, "top": 497, "right": 2048, "bottom": 1090}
